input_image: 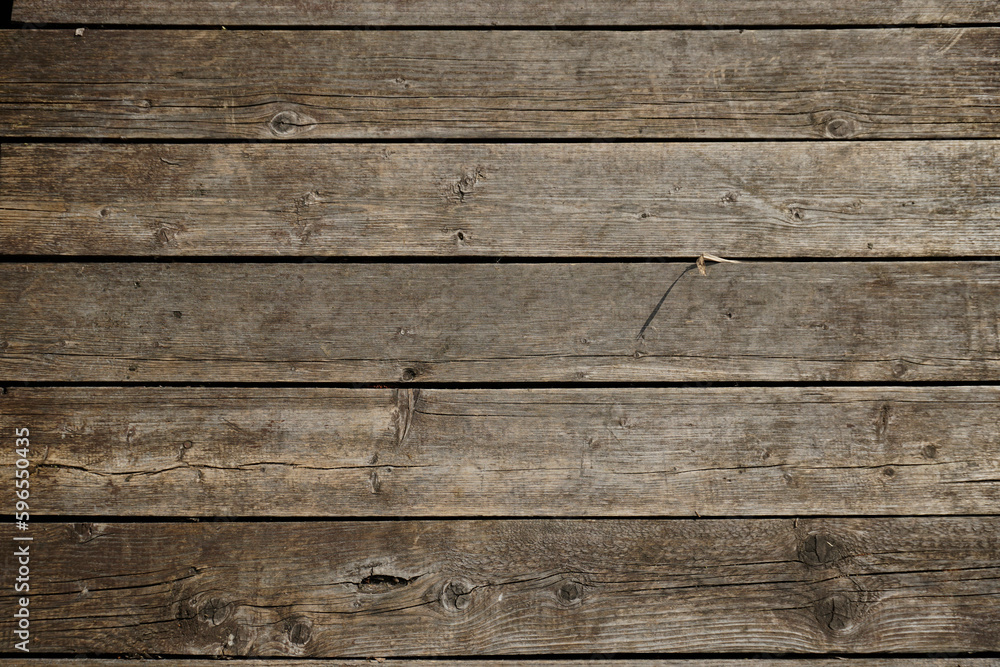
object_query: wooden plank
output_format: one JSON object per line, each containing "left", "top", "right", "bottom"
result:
{"left": 4, "top": 386, "right": 1000, "bottom": 517}
{"left": 2, "top": 518, "right": 998, "bottom": 654}
{"left": 2, "top": 29, "right": 998, "bottom": 139}
{"left": 4, "top": 662, "right": 998, "bottom": 667}
{"left": 6, "top": 141, "right": 1000, "bottom": 257}
{"left": 2, "top": 262, "right": 1000, "bottom": 383}
{"left": 12, "top": 0, "right": 1000, "bottom": 26}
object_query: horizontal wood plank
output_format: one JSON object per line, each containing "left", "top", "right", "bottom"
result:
{"left": 5, "top": 141, "right": 1000, "bottom": 257}
{"left": 12, "top": 0, "right": 1000, "bottom": 26}
{"left": 2, "top": 29, "right": 998, "bottom": 139}
{"left": 2, "top": 518, "right": 998, "bottom": 654}
{"left": 4, "top": 386, "right": 1000, "bottom": 517}
{"left": 11, "top": 664, "right": 1000, "bottom": 667}
{"left": 2, "top": 262, "right": 1000, "bottom": 382}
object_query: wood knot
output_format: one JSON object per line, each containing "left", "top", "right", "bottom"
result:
{"left": 798, "top": 532, "right": 841, "bottom": 566}
{"left": 441, "top": 580, "right": 473, "bottom": 612}
{"left": 268, "top": 110, "right": 316, "bottom": 137}
{"left": 556, "top": 581, "right": 584, "bottom": 606}
{"left": 815, "top": 593, "right": 857, "bottom": 632}
{"left": 813, "top": 111, "right": 865, "bottom": 139}
{"left": 825, "top": 118, "right": 855, "bottom": 138}
{"left": 196, "top": 597, "right": 233, "bottom": 626}
{"left": 449, "top": 167, "right": 486, "bottom": 203}
{"left": 69, "top": 522, "right": 102, "bottom": 543}
{"left": 286, "top": 617, "right": 312, "bottom": 646}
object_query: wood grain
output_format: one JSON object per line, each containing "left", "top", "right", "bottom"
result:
{"left": 2, "top": 262, "right": 1000, "bottom": 382}
{"left": 4, "top": 386, "right": 1000, "bottom": 517}
{"left": 2, "top": 518, "right": 998, "bottom": 655}
{"left": 2, "top": 29, "right": 998, "bottom": 139}
{"left": 4, "top": 662, "right": 999, "bottom": 667}
{"left": 12, "top": 0, "right": 1000, "bottom": 26}
{"left": 5, "top": 141, "right": 1000, "bottom": 257}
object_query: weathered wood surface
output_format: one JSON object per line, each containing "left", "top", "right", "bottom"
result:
{"left": 1, "top": 519, "right": 997, "bottom": 655}
{"left": 4, "top": 386, "right": 1000, "bottom": 517}
{"left": 5, "top": 141, "right": 1000, "bottom": 257}
{"left": 13, "top": 0, "right": 1000, "bottom": 26}
{"left": 5, "top": 662, "right": 999, "bottom": 667}
{"left": 2, "top": 262, "right": 1000, "bottom": 382}
{"left": 2, "top": 29, "right": 998, "bottom": 139}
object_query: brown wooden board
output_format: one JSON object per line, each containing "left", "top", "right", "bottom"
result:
{"left": 2, "top": 29, "right": 998, "bottom": 139}
{"left": 5, "top": 141, "right": 1000, "bottom": 257}
{"left": 1, "top": 519, "right": 998, "bottom": 655}
{"left": 12, "top": 0, "right": 1000, "bottom": 26}
{"left": 4, "top": 662, "right": 999, "bottom": 667}
{"left": 2, "top": 262, "right": 1000, "bottom": 383}
{"left": 3, "top": 386, "right": 1000, "bottom": 517}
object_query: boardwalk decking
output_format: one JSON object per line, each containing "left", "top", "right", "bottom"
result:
{"left": 1, "top": 1, "right": 998, "bottom": 664}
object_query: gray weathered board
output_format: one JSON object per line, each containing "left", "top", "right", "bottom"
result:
{"left": 0, "top": 519, "right": 997, "bottom": 655}
{"left": 4, "top": 141, "right": 1000, "bottom": 257}
{"left": 1, "top": 28, "right": 997, "bottom": 139}
{"left": 2, "top": 262, "right": 999, "bottom": 382}
{"left": 3, "top": 386, "right": 999, "bottom": 517}
{"left": 12, "top": 0, "right": 1000, "bottom": 26}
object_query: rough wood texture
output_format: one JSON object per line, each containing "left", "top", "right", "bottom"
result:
{"left": 5, "top": 662, "right": 999, "bottom": 667}
{"left": 2, "top": 29, "right": 998, "bottom": 139}
{"left": 12, "top": 0, "right": 1000, "bottom": 26}
{"left": 5, "top": 141, "right": 1000, "bottom": 257}
{"left": 4, "top": 386, "right": 1000, "bottom": 517}
{"left": 2, "top": 262, "right": 1000, "bottom": 382}
{"left": 2, "top": 519, "right": 998, "bottom": 655}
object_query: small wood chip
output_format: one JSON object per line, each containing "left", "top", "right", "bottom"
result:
{"left": 697, "top": 253, "right": 741, "bottom": 275}
{"left": 74, "top": 27, "right": 85, "bottom": 36}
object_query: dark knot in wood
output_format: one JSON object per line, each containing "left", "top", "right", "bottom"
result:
{"left": 815, "top": 593, "right": 856, "bottom": 632}
{"left": 556, "top": 581, "right": 584, "bottom": 605}
{"left": 441, "top": 580, "right": 472, "bottom": 612}
{"left": 268, "top": 110, "right": 315, "bottom": 137}
{"left": 798, "top": 532, "right": 840, "bottom": 566}
{"left": 287, "top": 618, "right": 312, "bottom": 646}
